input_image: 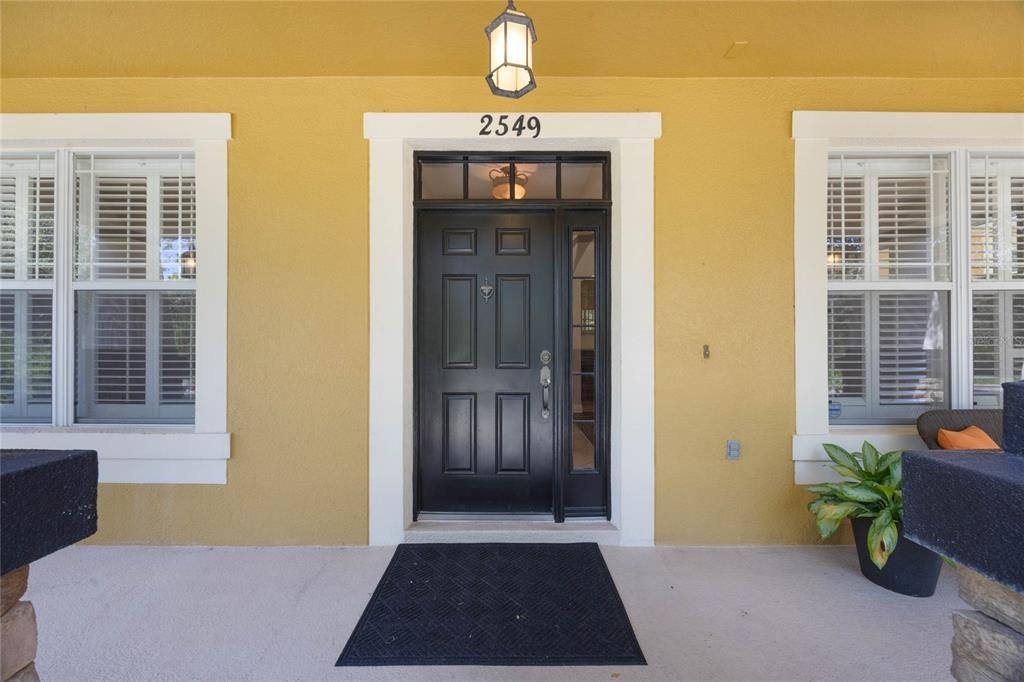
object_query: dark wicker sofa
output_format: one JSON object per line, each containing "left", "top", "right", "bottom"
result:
{"left": 915, "top": 409, "right": 1004, "bottom": 449}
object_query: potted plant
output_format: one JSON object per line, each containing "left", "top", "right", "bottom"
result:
{"left": 808, "top": 441, "right": 943, "bottom": 597}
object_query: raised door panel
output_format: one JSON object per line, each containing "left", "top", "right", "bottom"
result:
{"left": 496, "top": 393, "right": 529, "bottom": 473}
{"left": 442, "top": 275, "right": 476, "bottom": 369}
{"left": 496, "top": 275, "right": 530, "bottom": 369}
{"left": 442, "top": 393, "right": 476, "bottom": 473}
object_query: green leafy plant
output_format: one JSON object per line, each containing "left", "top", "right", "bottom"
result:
{"left": 807, "top": 441, "right": 903, "bottom": 569}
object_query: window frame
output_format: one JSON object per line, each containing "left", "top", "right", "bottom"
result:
{"left": 791, "top": 111, "right": 1024, "bottom": 484}
{"left": 0, "top": 114, "right": 230, "bottom": 484}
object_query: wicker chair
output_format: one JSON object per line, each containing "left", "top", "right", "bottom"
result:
{"left": 915, "top": 409, "right": 1004, "bottom": 449}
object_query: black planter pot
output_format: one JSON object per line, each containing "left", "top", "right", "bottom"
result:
{"left": 850, "top": 517, "right": 943, "bottom": 597}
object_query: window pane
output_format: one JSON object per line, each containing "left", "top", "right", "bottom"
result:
{"left": 572, "top": 422, "right": 596, "bottom": 471}
{"left": 969, "top": 155, "right": 1024, "bottom": 281}
{"left": 828, "top": 155, "right": 950, "bottom": 282}
{"left": 420, "top": 163, "right": 463, "bottom": 199}
{"left": 76, "top": 290, "right": 195, "bottom": 424}
{"left": 572, "top": 373, "right": 595, "bottom": 419}
{"left": 571, "top": 327, "right": 595, "bottom": 374}
{"left": 560, "top": 163, "right": 604, "bottom": 199}
{"left": 515, "top": 162, "right": 556, "bottom": 199}
{"left": 828, "top": 290, "right": 948, "bottom": 424}
{"left": 572, "top": 231, "right": 595, "bottom": 277}
{"left": 972, "top": 291, "right": 1024, "bottom": 408}
{"left": 75, "top": 154, "right": 195, "bottom": 281}
{"left": 0, "top": 291, "right": 53, "bottom": 424}
{"left": 1, "top": 154, "right": 56, "bottom": 281}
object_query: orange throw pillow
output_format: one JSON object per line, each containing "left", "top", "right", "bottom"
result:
{"left": 937, "top": 425, "right": 1000, "bottom": 450}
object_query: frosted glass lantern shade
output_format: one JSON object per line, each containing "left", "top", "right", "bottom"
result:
{"left": 485, "top": 1, "right": 537, "bottom": 99}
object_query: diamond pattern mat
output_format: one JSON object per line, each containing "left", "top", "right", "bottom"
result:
{"left": 336, "top": 542, "right": 646, "bottom": 666}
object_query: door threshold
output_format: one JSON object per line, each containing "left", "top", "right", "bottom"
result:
{"left": 416, "top": 512, "right": 555, "bottom": 522}
{"left": 405, "top": 518, "right": 620, "bottom": 545}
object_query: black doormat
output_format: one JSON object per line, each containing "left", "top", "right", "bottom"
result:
{"left": 336, "top": 542, "right": 646, "bottom": 667}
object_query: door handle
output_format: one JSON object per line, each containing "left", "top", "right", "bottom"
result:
{"left": 540, "top": 361, "right": 552, "bottom": 420}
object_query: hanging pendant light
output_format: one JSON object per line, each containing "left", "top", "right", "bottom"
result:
{"left": 485, "top": 0, "right": 537, "bottom": 99}
{"left": 490, "top": 166, "right": 528, "bottom": 199}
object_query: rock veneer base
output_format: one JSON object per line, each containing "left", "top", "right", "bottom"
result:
{"left": 953, "top": 567, "right": 1024, "bottom": 682}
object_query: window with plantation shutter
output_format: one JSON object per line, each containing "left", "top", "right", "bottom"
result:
{"left": 827, "top": 290, "right": 948, "bottom": 424}
{"left": 970, "top": 156, "right": 1024, "bottom": 282}
{"left": 826, "top": 154, "right": 951, "bottom": 424}
{"left": 0, "top": 154, "right": 55, "bottom": 423}
{"left": 0, "top": 113, "right": 229, "bottom": 483}
{"left": 71, "top": 154, "right": 197, "bottom": 424}
{"left": 968, "top": 155, "right": 1024, "bottom": 407}
{"left": 972, "top": 291, "right": 1024, "bottom": 407}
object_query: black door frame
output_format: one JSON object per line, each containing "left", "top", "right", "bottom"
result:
{"left": 412, "top": 152, "right": 612, "bottom": 523}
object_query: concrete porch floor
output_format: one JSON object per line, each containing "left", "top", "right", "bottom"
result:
{"left": 26, "top": 545, "right": 963, "bottom": 681}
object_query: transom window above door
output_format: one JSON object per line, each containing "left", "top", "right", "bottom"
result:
{"left": 417, "top": 154, "right": 609, "bottom": 202}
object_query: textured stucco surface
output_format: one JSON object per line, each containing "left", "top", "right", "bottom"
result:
{"left": 1, "top": 76, "right": 1021, "bottom": 544}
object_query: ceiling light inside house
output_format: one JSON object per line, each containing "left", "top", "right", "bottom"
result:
{"left": 490, "top": 166, "right": 528, "bottom": 199}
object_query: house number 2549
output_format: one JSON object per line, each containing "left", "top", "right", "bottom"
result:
{"left": 479, "top": 114, "right": 541, "bottom": 138}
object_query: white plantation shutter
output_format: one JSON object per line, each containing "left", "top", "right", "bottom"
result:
{"left": 0, "top": 291, "right": 53, "bottom": 422}
{"left": 972, "top": 291, "right": 1024, "bottom": 407}
{"left": 876, "top": 292, "right": 946, "bottom": 407}
{"left": 827, "top": 293, "right": 866, "bottom": 400}
{"left": 160, "top": 177, "right": 197, "bottom": 280}
{"left": 0, "top": 294, "right": 13, "bottom": 404}
{"left": 0, "top": 177, "right": 15, "bottom": 279}
{"left": 159, "top": 293, "right": 196, "bottom": 403}
{"left": 77, "top": 177, "right": 148, "bottom": 280}
{"left": 972, "top": 292, "right": 1003, "bottom": 406}
{"left": 92, "top": 293, "right": 148, "bottom": 405}
{"left": 827, "top": 178, "right": 865, "bottom": 280}
{"left": 971, "top": 176, "right": 1001, "bottom": 280}
{"left": 27, "top": 177, "right": 55, "bottom": 279}
{"left": 969, "top": 156, "right": 1024, "bottom": 281}
{"left": 877, "top": 177, "right": 934, "bottom": 280}
{"left": 1013, "top": 178, "right": 1024, "bottom": 279}
{"left": 27, "top": 293, "right": 52, "bottom": 404}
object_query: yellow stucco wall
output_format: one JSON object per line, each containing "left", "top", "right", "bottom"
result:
{"left": 1, "top": 76, "right": 1020, "bottom": 544}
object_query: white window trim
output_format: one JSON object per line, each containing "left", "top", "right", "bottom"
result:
{"left": 792, "top": 111, "right": 1024, "bottom": 484}
{"left": 0, "top": 114, "right": 231, "bottom": 484}
{"left": 364, "top": 112, "right": 660, "bottom": 546}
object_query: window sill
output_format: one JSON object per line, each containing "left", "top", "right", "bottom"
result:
{"left": 0, "top": 427, "right": 230, "bottom": 484}
{"left": 792, "top": 425, "right": 925, "bottom": 485}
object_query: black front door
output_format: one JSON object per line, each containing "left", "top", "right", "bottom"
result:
{"left": 417, "top": 210, "right": 555, "bottom": 513}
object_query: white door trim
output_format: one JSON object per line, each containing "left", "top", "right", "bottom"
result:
{"left": 364, "top": 113, "right": 661, "bottom": 546}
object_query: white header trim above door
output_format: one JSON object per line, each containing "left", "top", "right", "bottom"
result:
{"left": 364, "top": 112, "right": 661, "bottom": 546}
